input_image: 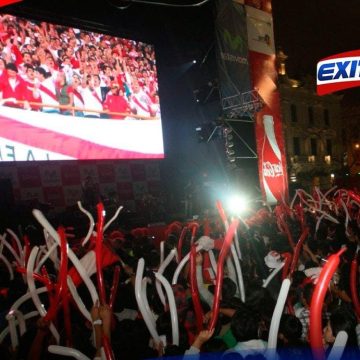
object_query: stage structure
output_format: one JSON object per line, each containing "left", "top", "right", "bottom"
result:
{"left": 215, "top": 0, "right": 288, "bottom": 204}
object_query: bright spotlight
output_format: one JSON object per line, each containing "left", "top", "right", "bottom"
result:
{"left": 193, "top": 59, "right": 197, "bottom": 64}
{"left": 227, "top": 194, "right": 249, "bottom": 215}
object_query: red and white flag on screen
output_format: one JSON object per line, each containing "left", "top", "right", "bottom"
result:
{"left": 0, "top": 106, "right": 164, "bottom": 161}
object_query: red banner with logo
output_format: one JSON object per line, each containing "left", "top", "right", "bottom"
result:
{"left": 246, "top": 3, "right": 289, "bottom": 204}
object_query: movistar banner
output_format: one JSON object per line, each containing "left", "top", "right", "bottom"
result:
{"left": 215, "top": 0, "right": 251, "bottom": 114}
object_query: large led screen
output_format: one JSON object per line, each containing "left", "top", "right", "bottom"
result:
{"left": 0, "top": 13, "right": 164, "bottom": 161}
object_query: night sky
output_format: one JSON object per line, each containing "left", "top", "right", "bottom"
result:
{"left": 272, "top": 0, "right": 360, "bottom": 79}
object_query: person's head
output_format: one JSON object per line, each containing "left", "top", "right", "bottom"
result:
{"left": 222, "top": 277, "right": 237, "bottom": 302}
{"left": 279, "top": 314, "right": 303, "bottom": 343}
{"left": 301, "top": 283, "right": 314, "bottom": 308}
{"left": 35, "top": 66, "right": 48, "bottom": 81}
{"left": 231, "top": 307, "right": 262, "bottom": 342}
{"left": 202, "top": 337, "right": 228, "bottom": 353}
{"left": 22, "top": 52, "right": 32, "bottom": 64}
{"left": 6, "top": 62, "right": 18, "bottom": 78}
{"left": 323, "top": 306, "right": 357, "bottom": 345}
{"left": 92, "top": 74, "right": 100, "bottom": 87}
{"left": 72, "top": 73, "right": 81, "bottom": 87}
{"left": 110, "top": 82, "right": 120, "bottom": 95}
{"left": 25, "top": 64, "right": 35, "bottom": 80}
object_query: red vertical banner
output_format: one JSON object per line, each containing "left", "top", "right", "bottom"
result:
{"left": 246, "top": 2, "right": 288, "bottom": 204}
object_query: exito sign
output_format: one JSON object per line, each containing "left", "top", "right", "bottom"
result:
{"left": 317, "top": 50, "right": 360, "bottom": 95}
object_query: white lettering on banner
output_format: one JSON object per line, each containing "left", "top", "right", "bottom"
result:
{"left": 262, "top": 161, "right": 284, "bottom": 177}
{"left": 0, "top": 137, "right": 73, "bottom": 161}
{"left": 220, "top": 52, "right": 248, "bottom": 64}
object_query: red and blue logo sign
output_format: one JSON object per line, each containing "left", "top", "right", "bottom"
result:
{"left": 317, "top": 50, "right": 360, "bottom": 95}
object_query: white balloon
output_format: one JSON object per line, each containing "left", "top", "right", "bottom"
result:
{"left": 135, "top": 258, "right": 160, "bottom": 343}
{"left": 6, "top": 228, "right": 24, "bottom": 266}
{"left": 48, "top": 345, "right": 91, "bottom": 360}
{"left": 230, "top": 243, "right": 245, "bottom": 302}
{"left": 327, "top": 331, "right": 348, "bottom": 360}
{"left": 267, "top": 278, "right": 291, "bottom": 349}
{"left": 208, "top": 250, "right": 217, "bottom": 276}
{"left": 26, "top": 246, "right": 60, "bottom": 344}
{"left": 155, "top": 272, "right": 179, "bottom": 346}
{"left": 142, "top": 278, "right": 157, "bottom": 325}
{"left": 34, "top": 243, "right": 58, "bottom": 273}
{"left": 103, "top": 205, "right": 123, "bottom": 232}
{"left": 77, "top": 201, "right": 95, "bottom": 247}
{"left": 0, "top": 311, "right": 38, "bottom": 345}
{"left": 262, "top": 263, "right": 285, "bottom": 288}
{"left": 160, "top": 241, "right": 165, "bottom": 265}
{"left": 156, "top": 248, "right": 177, "bottom": 306}
{"left": 172, "top": 244, "right": 202, "bottom": 285}
{"left": 32, "top": 209, "right": 99, "bottom": 305}
{"left": 0, "top": 233, "right": 22, "bottom": 265}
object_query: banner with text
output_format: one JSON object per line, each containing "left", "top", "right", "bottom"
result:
{"left": 215, "top": 0, "right": 252, "bottom": 115}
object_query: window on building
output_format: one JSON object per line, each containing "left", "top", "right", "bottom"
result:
{"left": 324, "top": 109, "right": 330, "bottom": 126}
{"left": 290, "top": 104, "right": 297, "bottom": 122}
{"left": 324, "top": 155, "right": 331, "bottom": 165}
{"left": 293, "top": 137, "right": 300, "bottom": 156}
{"left": 310, "top": 138, "right": 317, "bottom": 156}
{"left": 326, "top": 139, "right": 332, "bottom": 156}
{"left": 308, "top": 106, "right": 314, "bottom": 125}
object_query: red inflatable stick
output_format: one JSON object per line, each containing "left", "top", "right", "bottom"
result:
{"left": 103, "top": 334, "right": 115, "bottom": 360}
{"left": 96, "top": 202, "right": 106, "bottom": 305}
{"left": 58, "top": 227, "right": 72, "bottom": 346}
{"left": 203, "top": 217, "right": 210, "bottom": 236}
{"left": 189, "top": 244, "right": 204, "bottom": 332}
{"left": 289, "top": 228, "right": 309, "bottom": 276}
{"left": 281, "top": 252, "right": 292, "bottom": 280}
{"left": 188, "top": 222, "right": 199, "bottom": 245}
{"left": 177, "top": 226, "right": 188, "bottom": 262}
{"left": 216, "top": 200, "right": 228, "bottom": 227}
{"left": 208, "top": 219, "right": 239, "bottom": 331}
{"left": 23, "top": 234, "right": 31, "bottom": 266}
{"left": 44, "top": 227, "right": 69, "bottom": 323}
{"left": 350, "top": 257, "right": 360, "bottom": 320}
{"left": 309, "top": 247, "right": 347, "bottom": 360}
{"left": 16, "top": 267, "right": 54, "bottom": 290}
{"left": 109, "top": 266, "right": 121, "bottom": 310}
{"left": 348, "top": 190, "right": 360, "bottom": 204}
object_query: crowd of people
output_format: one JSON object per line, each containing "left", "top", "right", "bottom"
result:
{"left": 0, "top": 14, "right": 160, "bottom": 119}
{"left": 0, "top": 188, "right": 360, "bottom": 360}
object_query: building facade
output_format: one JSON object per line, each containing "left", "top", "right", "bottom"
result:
{"left": 276, "top": 50, "right": 345, "bottom": 192}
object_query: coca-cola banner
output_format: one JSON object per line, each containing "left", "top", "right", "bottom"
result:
{"left": 246, "top": 5, "right": 289, "bottom": 204}
{"left": 215, "top": 0, "right": 252, "bottom": 113}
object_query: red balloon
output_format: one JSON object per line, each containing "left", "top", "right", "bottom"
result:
{"left": 289, "top": 228, "right": 309, "bottom": 276}
{"left": 96, "top": 202, "right": 106, "bottom": 305}
{"left": 216, "top": 200, "right": 228, "bottom": 226}
{"left": 281, "top": 252, "right": 292, "bottom": 280}
{"left": 208, "top": 219, "right": 239, "bottom": 331}
{"left": 177, "top": 226, "right": 188, "bottom": 262}
{"left": 309, "top": 247, "right": 346, "bottom": 360}
{"left": 189, "top": 244, "right": 204, "bottom": 332}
